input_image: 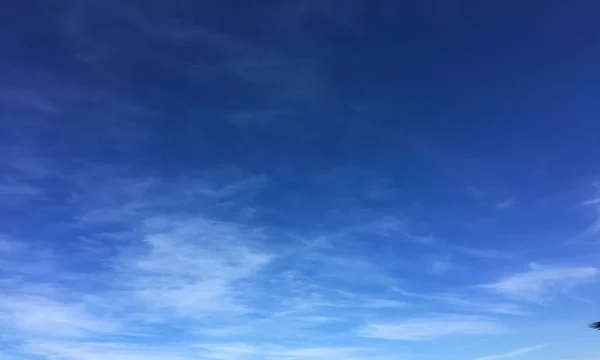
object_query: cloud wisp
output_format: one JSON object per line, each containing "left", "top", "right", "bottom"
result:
{"left": 358, "top": 315, "right": 507, "bottom": 341}
{"left": 2, "top": 149, "right": 599, "bottom": 360}
{"left": 481, "top": 264, "right": 598, "bottom": 303}
{"left": 474, "top": 344, "right": 547, "bottom": 360}
{"left": 0, "top": 158, "right": 414, "bottom": 359}
{"left": 3, "top": 1, "right": 600, "bottom": 359}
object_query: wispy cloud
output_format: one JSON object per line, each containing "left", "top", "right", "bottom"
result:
{"left": 0, "top": 182, "right": 43, "bottom": 197}
{"left": 361, "top": 299, "right": 409, "bottom": 309}
{"left": 582, "top": 186, "right": 600, "bottom": 237}
{"left": 430, "top": 258, "right": 452, "bottom": 275}
{"left": 452, "top": 245, "right": 512, "bottom": 260}
{"left": 357, "top": 315, "right": 506, "bottom": 341}
{"left": 19, "top": 340, "right": 372, "bottom": 360}
{"left": 391, "top": 287, "right": 527, "bottom": 317}
{"left": 358, "top": 215, "right": 510, "bottom": 261}
{"left": 0, "top": 158, "right": 407, "bottom": 359}
{"left": 0, "top": 294, "right": 119, "bottom": 338}
{"left": 196, "top": 343, "right": 365, "bottom": 360}
{"left": 4, "top": 1, "right": 600, "bottom": 359}
{"left": 496, "top": 200, "right": 515, "bottom": 210}
{"left": 123, "top": 216, "right": 274, "bottom": 316}
{"left": 4, "top": 153, "right": 574, "bottom": 360}
{"left": 481, "top": 264, "right": 598, "bottom": 302}
{"left": 21, "top": 341, "right": 193, "bottom": 360}
{"left": 474, "top": 344, "right": 546, "bottom": 360}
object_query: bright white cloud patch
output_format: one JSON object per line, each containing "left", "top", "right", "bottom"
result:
{"left": 0, "top": 294, "right": 119, "bottom": 338}
{"left": 482, "top": 264, "right": 598, "bottom": 302}
{"left": 125, "top": 217, "right": 273, "bottom": 315}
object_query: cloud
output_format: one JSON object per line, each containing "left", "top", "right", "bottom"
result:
{"left": 0, "top": 235, "right": 19, "bottom": 253}
{"left": 361, "top": 299, "right": 409, "bottom": 309}
{"left": 196, "top": 325, "right": 250, "bottom": 338}
{"left": 0, "top": 294, "right": 119, "bottom": 338}
{"left": 452, "top": 245, "right": 512, "bottom": 260}
{"left": 582, "top": 187, "right": 600, "bottom": 237}
{"left": 0, "top": 162, "right": 281, "bottom": 357}
{"left": 17, "top": 341, "right": 366, "bottom": 360}
{"left": 430, "top": 258, "right": 451, "bottom": 275}
{"left": 123, "top": 216, "right": 274, "bottom": 315}
{"left": 474, "top": 344, "right": 546, "bottom": 360}
{"left": 55, "top": 1, "right": 329, "bottom": 109}
{"left": 5, "top": 2, "right": 600, "bottom": 359}
{"left": 1, "top": 147, "right": 597, "bottom": 360}
{"left": 0, "top": 237, "right": 61, "bottom": 278}
{"left": 0, "top": 182, "right": 43, "bottom": 197}
{"left": 272, "top": 346, "right": 363, "bottom": 359}
{"left": 481, "top": 264, "right": 598, "bottom": 302}
{"left": 2, "top": 156, "right": 547, "bottom": 360}
{"left": 362, "top": 216, "right": 510, "bottom": 261}
{"left": 194, "top": 343, "right": 365, "bottom": 360}
{"left": 0, "top": 240, "right": 122, "bottom": 341}
{"left": 496, "top": 200, "right": 515, "bottom": 210}
{"left": 1, "top": 157, "right": 412, "bottom": 359}
{"left": 485, "top": 304, "right": 529, "bottom": 316}
{"left": 390, "top": 287, "right": 527, "bottom": 317}
{"left": 21, "top": 341, "right": 193, "bottom": 360}
{"left": 357, "top": 315, "right": 506, "bottom": 341}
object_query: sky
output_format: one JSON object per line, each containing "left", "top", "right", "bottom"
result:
{"left": 1, "top": 1, "right": 600, "bottom": 359}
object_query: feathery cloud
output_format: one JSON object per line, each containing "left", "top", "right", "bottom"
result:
{"left": 123, "top": 216, "right": 274, "bottom": 315}
{"left": 474, "top": 344, "right": 546, "bottom": 360}
{"left": 481, "top": 264, "right": 598, "bottom": 302}
{"left": 0, "top": 294, "right": 119, "bottom": 338}
{"left": 358, "top": 315, "right": 506, "bottom": 341}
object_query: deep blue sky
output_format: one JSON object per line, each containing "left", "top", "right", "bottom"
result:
{"left": 1, "top": 1, "right": 600, "bottom": 360}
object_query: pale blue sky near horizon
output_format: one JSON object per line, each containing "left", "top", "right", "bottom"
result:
{"left": 1, "top": 1, "right": 600, "bottom": 360}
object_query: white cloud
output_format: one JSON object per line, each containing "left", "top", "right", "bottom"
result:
{"left": 120, "top": 216, "right": 274, "bottom": 316}
{"left": 482, "top": 264, "right": 598, "bottom": 302}
{"left": 361, "top": 299, "right": 408, "bottom": 309}
{"left": 21, "top": 341, "right": 192, "bottom": 360}
{"left": 474, "top": 344, "right": 546, "bottom": 360}
{"left": 486, "top": 304, "right": 529, "bottom": 316}
{"left": 582, "top": 189, "right": 600, "bottom": 236}
{"left": 0, "top": 237, "right": 61, "bottom": 277}
{"left": 0, "top": 294, "right": 119, "bottom": 338}
{"left": 583, "top": 196, "right": 600, "bottom": 206}
{"left": 357, "top": 315, "right": 506, "bottom": 340}
{"left": 272, "top": 346, "right": 363, "bottom": 359}
{"left": 194, "top": 343, "right": 365, "bottom": 360}
{"left": 196, "top": 325, "right": 250, "bottom": 337}
{"left": 0, "top": 164, "right": 282, "bottom": 358}
{"left": 2, "top": 153, "right": 597, "bottom": 360}
{"left": 391, "top": 288, "right": 527, "bottom": 317}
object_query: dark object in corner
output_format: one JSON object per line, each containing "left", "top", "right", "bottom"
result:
{"left": 590, "top": 322, "right": 600, "bottom": 330}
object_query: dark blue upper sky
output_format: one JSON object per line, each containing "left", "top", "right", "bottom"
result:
{"left": 1, "top": 1, "right": 600, "bottom": 360}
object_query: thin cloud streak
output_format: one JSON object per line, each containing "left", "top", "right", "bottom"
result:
{"left": 358, "top": 315, "right": 506, "bottom": 341}
{"left": 474, "top": 344, "right": 546, "bottom": 360}
{"left": 481, "top": 264, "right": 598, "bottom": 303}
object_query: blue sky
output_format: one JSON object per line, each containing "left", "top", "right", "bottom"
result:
{"left": 1, "top": 1, "right": 600, "bottom": 359}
